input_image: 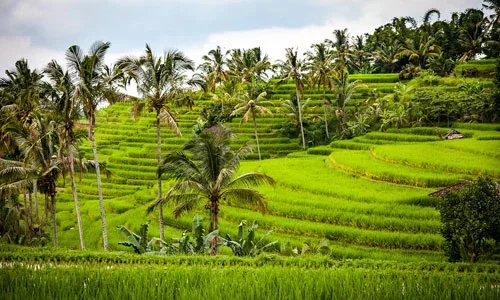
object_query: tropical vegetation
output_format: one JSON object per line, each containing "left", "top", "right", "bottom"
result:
{"left": 1, "top": 1, "right": 499, "bottom": 299}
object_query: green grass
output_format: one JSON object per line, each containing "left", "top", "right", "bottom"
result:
{"left": 1, "top": 260, "right": 499, "bottom": 300}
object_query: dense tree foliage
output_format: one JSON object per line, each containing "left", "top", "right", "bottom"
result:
{"left": 439, "top": 177, "right": 500, "bottom": 262}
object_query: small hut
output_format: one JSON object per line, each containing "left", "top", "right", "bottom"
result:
{"left": 443, "top": 129, "right": 464, "bottom": 140}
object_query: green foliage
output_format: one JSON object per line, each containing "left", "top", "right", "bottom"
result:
{"left": 117, "top": 222, "right": 160, "bottom": 254}
{"left": 223, "top": 220, "right": 278, "bottom": 256}
{"left": 398, "top": 64, "right": 421, "bottom": 80}
{"left": 160, "top": 215, "right": 220, "bottom": 255}
{"left": 196, "top": 102, "right": 235, "bottom": 132}
{"left": 439, "top": 177, "right": 500, "bottom": 262}
{"left": 429, "top": 56, "right": 456, "bottom": 77}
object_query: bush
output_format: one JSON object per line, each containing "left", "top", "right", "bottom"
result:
{"left": 398, "top": 64, "right": 421, "bottom": 80}
{"left": 439, "top": 177, "right": 500, "bottom": 262}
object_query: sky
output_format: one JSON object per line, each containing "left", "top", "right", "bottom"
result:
{"left": 0, "top": 0, "right": 486, "bottom": 75}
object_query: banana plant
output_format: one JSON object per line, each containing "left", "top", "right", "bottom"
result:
{"left": 223, "top": 220, "right": 278, "bottom": 256}
{"left": 117, "top": 222, "right": 161, "bottom": 254}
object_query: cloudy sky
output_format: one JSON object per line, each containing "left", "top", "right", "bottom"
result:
{"left": 0, "top": 0, "right": 485, "bottom": 72}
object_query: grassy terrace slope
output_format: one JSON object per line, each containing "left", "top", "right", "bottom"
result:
{"left": 48, "top": 74, "right": 500, "bottom": 263}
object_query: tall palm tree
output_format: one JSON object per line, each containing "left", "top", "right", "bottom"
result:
{"left": 231, "top": 91, "right": 273, "bottom": 160}
{"left": 457, "top": 9, "right": 492, "bottom": 62}
{"left": 66, "top": 41, "right": 122, "bottom": 251}
{"left": 0, "top": 59, "right": 44, "bottom": 125}
{"left": 305, "top": 43, "right": 334, "bottom": 138}
{"left": 199, "top": 46, "right": 229, "bottom": 92}
{"left": 0, "top": 59, "right": 44, "bottom": 227}
{"left": 325, "top": 28, "right": 352, "bottom": 69}
{"left": 227, "top": 48, "right": 271, "bottom": 90}
{"left": 275, "top": 48, "right": 307, "bottom": 149}
{"left": 5, "top": 113, "right": 61, "bottom": 246}
{"left": 118, "top": 44, "right": 194, "bottom": 241}
{"left": 148, "top": 125, "right": 274, "bottom": 252}
{"left": 43, "top": 60, "right": 86, "bottom": 250}
{"left": 351, "top": 35, "right": 371, "bottom": 72}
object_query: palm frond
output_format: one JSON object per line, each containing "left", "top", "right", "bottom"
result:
{"left": 225, "top": 172, "right": 275, "bottom": 189}
{"left": 159, "top": 109, "right": 181, "bottom": 137}
{"left": 172, "top": 195, "right": 202, "bottom": 218}
{"left": 221, "top": 188, "right": 268, "bottom": 213}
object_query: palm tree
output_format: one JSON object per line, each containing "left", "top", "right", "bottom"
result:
{"left": 373, "top": 39, "right": 400, "bottom": 73}
{"left": 118, "top": 45, "right": 194, "bottom": 241}
{"left": 396, "top": 33, "right": 441, "bottom": 68}
{"left": 457, "top": 9, "right": 491, "bottom": 62}
{"left": 281, "top": 98, "right": 314, "bottom": 133}
{"left": 0, "top": 59, "right": 44, "bottom": 125}
{"left": 350, "top": 35, "right": 372, "bottom": 72}
{"left": 325, "top": 28, "right": 352, "bottom": 69}
{"left": 231, "top": 91, "right": 273, "bottom": 160}
{"left": 66, "top": 41, "right": 122, "bottom": 251}
{"left": 4, "top": 113, "right": 61, "bottom": 246}
{"left": 227, "top": 47, "right": 272, "bottom": 94}
{"left": 148, "top": 125, "right": 274, "bottom": 253}
{"left": 305, "top": 43, "right": 334, "bottom": 139}
{"left": 0, "top": 59, "right": 44, "bottom": 228}
{"left": 275, "top": 48, "right": 307, "bottom": 149}
{"left": 199, "top": 46, "right": 229, "bottom": 92}
{"left": 43, "top": 60, "right": 86, "bottom": 250}
{"left": 333, "top": 69, "right": 365, "bottom": 132}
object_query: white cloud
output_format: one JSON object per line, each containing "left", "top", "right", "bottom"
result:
{"left": 1, "top": 0, "right": 484, "bottom": 76}
{"left": 0, "top": 36, "right": 64, "bottom": 72}
{"left": 184, "top": 0, "right": 483, "bottom": 64}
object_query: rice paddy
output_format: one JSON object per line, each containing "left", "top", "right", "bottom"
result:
{"left": 3, "top": 73, "right": 499, "bottom": 299}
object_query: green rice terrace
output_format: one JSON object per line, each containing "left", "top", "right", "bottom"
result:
{"left": 3, "top": 71, "right": 500, "bottom": 299}
{"left": 2, "top": 3, "right": 500, "bottom": 297}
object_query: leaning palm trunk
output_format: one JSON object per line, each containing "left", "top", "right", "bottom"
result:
{"left": 156, "top": 116, "right": 165, "bottom": 241}
{"left": 89, "top": 113, "right": 109, "bottom": 251}
{"left": 323, "top": 89, "right": 329, "bottom": 139}
{"left": 295, "top": 86, "right": 306, "bottom": 149}
{"left": 68, "top": 143, "right": 85, "bottom": 250}
{"left": 252, "top": 112, "right": 262, "bottom": 160}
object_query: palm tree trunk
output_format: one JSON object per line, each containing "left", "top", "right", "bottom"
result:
{"left": 295, "top": 85, "right": 306, "bottom": 150}
{"left": 44, "top": 194, "right": 49, "bottom": 225}
{"left": 210, "top": 200, "right": 219, "bottom": 255}
{"left": 51, "top": 194, "right": 58, "bottom": 247}
{"left": 28, "top": 191, "right": 32, "bottom": 235}
{"left": 252, "top": 112, "right": 261, "bottom": 160}
{"left": 23, "top": 189, "right": 28, "bottom": 236}
{"left": 323, "top": 88, "right": 330, "bottom": 139}
{"left": 33, "top": 180, "right": 39, "bottom": 224}
{"left": 156, "top": 116, "right": 165, "bottom": 241}
{"left": 68, "top": 143, "right": 85, "bottom": 250}
{"left": 89, "top": 113, "right": 109, "bottom": 251}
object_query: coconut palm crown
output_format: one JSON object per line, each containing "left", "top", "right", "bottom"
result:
{"left": 148, "top": 125, "right": 275, "bottom": 234}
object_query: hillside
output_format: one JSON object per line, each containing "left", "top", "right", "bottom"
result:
{"left": 48, "top": 73, "right": 500, "bottom": 262}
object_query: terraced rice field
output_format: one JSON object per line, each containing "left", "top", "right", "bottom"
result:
{"left": 47, "top": 75, "right": 500, "bottom": 263}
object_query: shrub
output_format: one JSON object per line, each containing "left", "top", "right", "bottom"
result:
{"left": 398, "top": 64, "right": 421, "bottom": 80}
{"left": 439, "top": 177, "right": 500, "bottom": 262}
